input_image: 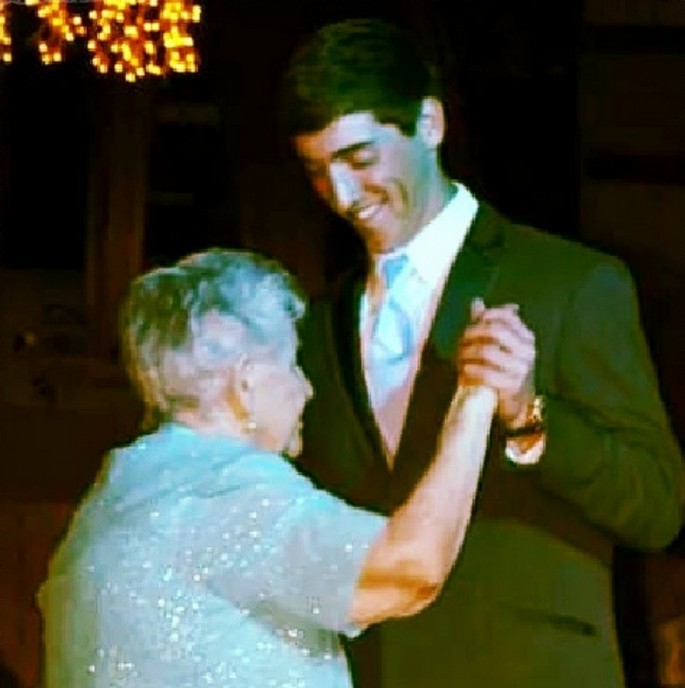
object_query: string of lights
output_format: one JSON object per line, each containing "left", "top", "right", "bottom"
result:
{"left": 0, "top": 0, "right": 201, "bottom": 80}
{"left": 0, "top": 2, "right": 12, "bottom": 63}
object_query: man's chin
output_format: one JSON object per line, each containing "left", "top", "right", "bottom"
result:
{"left": 357, "top": 224, "right": 408, "bottom": 255}
{"left": 361, "top": 229, "right": 398, "bottom": 256}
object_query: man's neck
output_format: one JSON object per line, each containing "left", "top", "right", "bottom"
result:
{"left": 436, "top": 176, "right": 459, "bottom": 213}
{"left": 371, "top": 177, "right": 458, "bottom": 260}
{"left": 411, "top": 176, "right": 459, "bottom": 245}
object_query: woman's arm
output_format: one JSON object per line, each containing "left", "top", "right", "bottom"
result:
{"left": 350, "top": 385, "right": 496, "bottom": 628}
{"left": 185, "top": 387, "right": 494, "bottom": 635}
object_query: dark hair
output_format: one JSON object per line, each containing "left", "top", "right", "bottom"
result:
{"left": 279, "top": 18, "right": 442, "bottom": 139}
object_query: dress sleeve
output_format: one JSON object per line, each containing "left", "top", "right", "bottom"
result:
{"left": 180, "top": 452, "right": 387, "bottom": 635}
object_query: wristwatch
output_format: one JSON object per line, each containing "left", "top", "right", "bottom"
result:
{"left": 504, "top": 394, "right": 545, "bottom": 438}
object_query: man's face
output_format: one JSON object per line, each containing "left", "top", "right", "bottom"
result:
{"left": 294, "top": 109, "right": 443, "bottom": 255}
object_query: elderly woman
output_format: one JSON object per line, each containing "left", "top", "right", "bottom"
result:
{"left": 38, "top": 248, "right": 496, "bottom": 688}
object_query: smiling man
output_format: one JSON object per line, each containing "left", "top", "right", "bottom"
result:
{"left": 295, "top": 107, "right": 450, "bottom": 256}
{"left": 279, "top": 17, "right": 685, "bottom": 688}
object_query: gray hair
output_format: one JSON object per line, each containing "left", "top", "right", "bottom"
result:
{"left": 119, "top": 248, "right": 306, "bottom": 429}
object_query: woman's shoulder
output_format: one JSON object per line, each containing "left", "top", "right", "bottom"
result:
{"left": 195, "top": 443, "right": 313, "bottom": 497}
{"left": 98, "top": 425, "right": 316, "bottom": 514}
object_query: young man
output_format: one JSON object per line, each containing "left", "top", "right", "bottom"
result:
{"left": 280, "top": 17, "right": 685, "bottom": 688}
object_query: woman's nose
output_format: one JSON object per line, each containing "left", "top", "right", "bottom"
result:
{"left": 301, "top": 371, "right": 314, "bottom": 400}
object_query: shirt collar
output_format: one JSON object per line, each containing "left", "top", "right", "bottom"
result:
{"left": 371, "top": 182, "right": 479, "bottom": 291}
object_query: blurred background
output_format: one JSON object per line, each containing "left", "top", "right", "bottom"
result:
{"left": 0, "top": 0, "right": 684, "bottom": 685}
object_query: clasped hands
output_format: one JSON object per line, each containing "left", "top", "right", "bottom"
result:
{"left": 457, "top": 298, "right": 536, "bottom": 430}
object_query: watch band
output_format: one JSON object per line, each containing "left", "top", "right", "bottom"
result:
{"left": 504, "top": 395, "right": 545, "bottom": 438}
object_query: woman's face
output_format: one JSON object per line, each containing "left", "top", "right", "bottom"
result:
{"left": 248, "top": 325, "right": 313, "bottom": 458}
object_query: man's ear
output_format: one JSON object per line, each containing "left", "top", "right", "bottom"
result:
{"left": 417, "top": 97, "right": 446, "bottom": 148}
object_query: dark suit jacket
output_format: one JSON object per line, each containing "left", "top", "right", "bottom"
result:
{"left": 297, "top": 202, "right": 685, "bottom": 688}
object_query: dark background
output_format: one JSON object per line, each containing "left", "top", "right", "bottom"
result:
{"left": 1, "top": 1, "right": 684, "bottom": 686}
{"left": 0, "top": 0, "right": 586, "bottom": 269}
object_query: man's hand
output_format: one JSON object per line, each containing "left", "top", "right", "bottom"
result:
{"left": 457, "top": 299, "right": 537, "bottom": 427}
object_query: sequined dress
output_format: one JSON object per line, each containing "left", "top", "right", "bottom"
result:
{"left": 38, "top": 422, "right": 386, "bottom": 687}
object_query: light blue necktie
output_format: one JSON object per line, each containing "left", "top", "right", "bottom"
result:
{"left": 367, "top": 253, "right": 415, "bottom": 424}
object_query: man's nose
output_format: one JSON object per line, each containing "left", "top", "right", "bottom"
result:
{"left": 330, "top": 167, "right": 361, "bottom": 213}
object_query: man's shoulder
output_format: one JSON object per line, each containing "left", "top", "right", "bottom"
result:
{"left": 500, "top": 218, "right": 629, "bottom": 282}
{"left": 298, "top": 281, "right": 340, "bottom": 356}
{"left": 303, "top": 264, "right": 362, "bottom": 319}
{"left": 506, "top": 221, "right": 614, "bottom": 262}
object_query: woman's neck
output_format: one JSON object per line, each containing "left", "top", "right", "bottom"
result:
{"left": 173, "top": 409, "right": 248, "bottom": 442}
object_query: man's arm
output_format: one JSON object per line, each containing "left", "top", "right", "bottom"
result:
{"left": 538, "top": 258, "right": 685, "bottom": 549}
{"left": 458, "top": 259, "right": 685, "bottom": 550}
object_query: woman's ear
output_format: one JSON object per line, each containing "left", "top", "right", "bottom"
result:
{"left": 227, "top": 355, "right": 256, "bottom": 422}
{"left": 417, "top": 97, "right": 446, "bottom": 149}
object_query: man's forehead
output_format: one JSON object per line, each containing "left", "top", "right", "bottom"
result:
{"left": 294, "top": 112, "right": 383, "bottom": 161}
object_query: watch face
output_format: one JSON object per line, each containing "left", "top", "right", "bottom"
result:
{"left": 531, "top": 395, "right": 545, "bottom": 424}
{"left": 505, "top": 395, "right": 545, "bottom": 438}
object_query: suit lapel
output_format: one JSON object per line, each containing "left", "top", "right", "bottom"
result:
{"left": 333, "top": 269, "right": 391, "bottom": 481}
{"left": 431, "top": 207, "right": 505, "bottom": 360}
{"left": 387, "top": 203, "right": 506, "bottom": 509}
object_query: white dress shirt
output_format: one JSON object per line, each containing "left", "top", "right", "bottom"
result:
{"left": 360, "top": 182, "right": 542, "bottom": 465}
{"left": 360, "top": 183, "right": 477, "bottom": 460}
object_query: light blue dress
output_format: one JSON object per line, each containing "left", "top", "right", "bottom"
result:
{"left": 38, "top": 422, "right": 386, "bottom": 687}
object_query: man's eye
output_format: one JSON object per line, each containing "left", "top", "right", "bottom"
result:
{"left": 351, "top": 154, "right": 376, "bottom": 169}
